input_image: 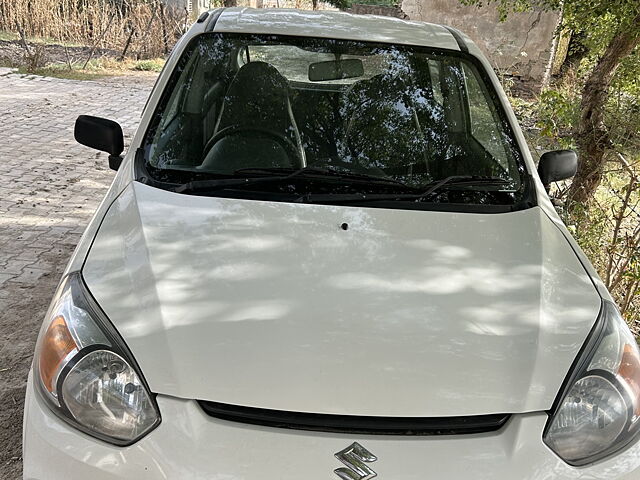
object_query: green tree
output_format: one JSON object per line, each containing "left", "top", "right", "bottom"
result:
{"left": 461, "top": 0, "right": 640, "bottom": 206}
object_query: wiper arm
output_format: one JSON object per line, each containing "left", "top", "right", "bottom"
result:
{"left": 235, "top": 167, "right": 417, "bottom": 189}
{"left": 174, "top": 175, "right": 293, "bottom": 194}
{"left": 173, "top": 167, "right": 321, "bottom": 193}
{"left": 296, "top": 176, "right": 513, "bottom": 204}
{"left": 420, "top": 175, "right": 513, "bottom": 197}
{"left": 174, "top": 167, "right": 418, "bottom": 194}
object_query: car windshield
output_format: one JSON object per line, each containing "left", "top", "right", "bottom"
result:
{"left": 142, "top": 33, "right": 530, "bottom": 211}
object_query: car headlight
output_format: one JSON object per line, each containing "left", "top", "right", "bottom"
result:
{"left": 544, "top": 301, "right": 640, "bottom": 465}
{"left": 33, "top": 272, "right": 160, "bottom": 445}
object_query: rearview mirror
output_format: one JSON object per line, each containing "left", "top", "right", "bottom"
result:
{"left": 537, "top": 150, "right": 578, "bottom": 188}
{"left": 74, "top": 115, "right": 124, "bottom": 170}
{"left": 308, "top": 58, "right": 364, "bottom": 82}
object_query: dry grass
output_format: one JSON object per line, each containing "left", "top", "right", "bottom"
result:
{"left": 10, "top": 57, "right": 166, "bottom": 80}
{"left": 0, "top": 0, "right": 188, "bottom": 60}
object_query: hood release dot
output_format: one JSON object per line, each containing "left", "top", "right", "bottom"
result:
{"left": 341, "top": 222, "right": 349, "bottom": 231}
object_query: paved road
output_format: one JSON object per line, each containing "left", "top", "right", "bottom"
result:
{"left": 0, "top": 71, "right": 155, "bottom": 479}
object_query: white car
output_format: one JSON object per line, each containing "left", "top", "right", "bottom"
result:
{"left": 22, "top": 7, "right": 640, "bottom": 480}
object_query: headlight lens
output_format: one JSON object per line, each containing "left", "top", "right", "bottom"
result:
{"left": 34, "top": 273, "right": 160, "bottom": 445}
{"left": 544, "top": 302, "right": 640, "bottom": 465}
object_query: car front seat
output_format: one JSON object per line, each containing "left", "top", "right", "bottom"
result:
{"left": 199, "top": 61, "right": 305, "bottom": 173}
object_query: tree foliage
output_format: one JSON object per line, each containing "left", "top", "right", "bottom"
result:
{"left": 461, "top": 0, "right": 639, "bottom": 36}
{"left": 461, "top": 0, "right": 640, "bottom": 205}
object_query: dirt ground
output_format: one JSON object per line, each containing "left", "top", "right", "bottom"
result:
{"left": 0, "top": 249, "right": 71, "bottom": 477}
{"left": 0, "top": 70, "right": 153, "bottom": 479}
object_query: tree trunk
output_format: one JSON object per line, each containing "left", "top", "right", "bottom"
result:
{"left": 568, "top": 12, "right": 640, "bottom": 206}
{"left": 223, "top": 0, "right": 237, "bottom": 6}
{"left": 159, "top": 3, "right": 169, "bottom": 55}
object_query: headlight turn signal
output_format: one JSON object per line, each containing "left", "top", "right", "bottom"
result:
{"left": 33, "top": 273, "right": 160, "bottom": 445}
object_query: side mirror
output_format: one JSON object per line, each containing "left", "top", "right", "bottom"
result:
{"left": 537, "top": 149, "right": 578, "bottom": 188}
{"left": 74, "top": 115, "right": 124, "bottom": 170}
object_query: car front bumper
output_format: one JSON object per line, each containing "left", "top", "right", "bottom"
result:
{"left": 23, "top": 371, "right": 640, "bottom": 480}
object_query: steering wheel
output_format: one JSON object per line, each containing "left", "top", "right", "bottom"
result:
{"left": 202, "top": 125, "right": 305, "bottom": 169}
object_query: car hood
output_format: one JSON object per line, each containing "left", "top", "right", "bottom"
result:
{"left": 83, "top": 182, "right": 600, "bottom": 417}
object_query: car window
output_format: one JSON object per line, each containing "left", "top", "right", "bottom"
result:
{"left": 142, "top": 33, "right": 529, "bottom": 211}
{"left": 246, "top": 45, "right": 384, "bottom": 85}
{"left": 463, "top": 63, "right": 513, "bottom": 173}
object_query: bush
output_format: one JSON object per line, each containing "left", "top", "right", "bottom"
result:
{"left": 535, "top": 88, "right": 580, "bottom": 149}
{"left": 132, "top": 59, "right": 164, "bottom": 72}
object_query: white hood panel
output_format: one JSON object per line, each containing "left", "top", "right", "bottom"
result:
{"left": 83, "top": 182, "right": 600, "bottom": 416}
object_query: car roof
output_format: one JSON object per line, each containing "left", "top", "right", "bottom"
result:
{"left": 209, "top": 7, "right": 462, "bottom": 51}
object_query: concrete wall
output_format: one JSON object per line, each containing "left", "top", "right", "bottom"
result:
{"left": 400, "top": 0, "right": 560, "bottom": 82}
{"left": 345, "top": 4, "right": 409, "bottom": 19}
{"left": 162, "top": 0, "right": 209, "bottom": 17}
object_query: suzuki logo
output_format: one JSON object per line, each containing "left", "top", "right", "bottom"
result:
{"left": 334, "top": 442, "right": 378, "bottom": 480}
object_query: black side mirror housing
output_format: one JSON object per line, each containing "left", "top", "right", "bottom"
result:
{"left": 537, "top": 149, "right": 578, "bottom": 187}
{"left": 74, "top": 115, "right": 124, "bottom": 170}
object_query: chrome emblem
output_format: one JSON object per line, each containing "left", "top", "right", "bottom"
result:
{"left": 334, "top": 442, "right": 378, "bottom": 480}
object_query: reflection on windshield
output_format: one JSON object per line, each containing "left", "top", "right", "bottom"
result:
{"left": 143, "top": 33, "right": 527, "bottom": 209}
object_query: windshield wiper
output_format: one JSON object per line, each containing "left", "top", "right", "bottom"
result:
{"left": 420, "top": 175, "right": 514, "bottom": 197}
{"left": 234, "top": 167, "right": 418, "bottom": 188}
{"left": 174, "top": 167, "right": 418, "bottom": 194}
{"left": 295, "top": 176, "right": 514, "bottom": 204}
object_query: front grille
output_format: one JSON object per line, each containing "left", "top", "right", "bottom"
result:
{"left": 198, "top": 400, "right": 510, "bottom": 435}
